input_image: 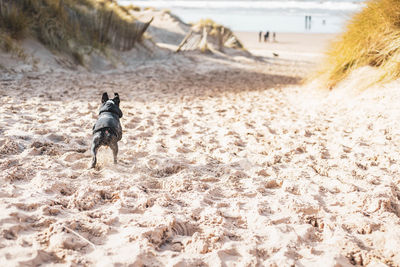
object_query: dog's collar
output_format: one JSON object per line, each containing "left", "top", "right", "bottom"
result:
{"left": 99, "top": 109, "right": 121, "bottom": 117}
{"left": 99, "top": 102, "right": 123, "bottom": 118}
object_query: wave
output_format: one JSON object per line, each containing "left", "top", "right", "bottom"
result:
{"left": 118, "top": 0, "right": 363, "bottom": 11}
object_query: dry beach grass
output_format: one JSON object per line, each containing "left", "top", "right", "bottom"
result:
{"left": 317, "top": 0, "right": 400, "bottom": 88}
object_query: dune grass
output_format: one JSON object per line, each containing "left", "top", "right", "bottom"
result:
{"left": 0, "top": 32, "right": 25, "bottom": 59}
{"left": 0, "top": 0, "right": 151, "bottom": 64}
{"left": 120, "top": 4, "right": 141, "bottom": 13}
{"left": 317, "top": 0, "right": 400, "bottom": 88}
{"left": 0, "top": 2, "right": 30, "bottom": 40}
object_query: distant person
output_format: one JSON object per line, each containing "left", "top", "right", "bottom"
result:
{"left": 264, "top": 31, "right": 270, "bottom": 42}
{"left": 322, "top": 19, "right": 326, "bottom": 25}
{"left": 304, "top": 16, "right": 308, "bottom": 30}
{"left": 305, "top": 15, "right": 312, "bottom": 30}
{"left": 259, "top": 31, "right": 262, "bottom": 42}
{"left": 273, "top": 32, "right": 276, "bottom": 42}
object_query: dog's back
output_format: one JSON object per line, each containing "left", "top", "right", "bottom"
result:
{"left": 93, "top": 112, "right": 122, "bottom": 141}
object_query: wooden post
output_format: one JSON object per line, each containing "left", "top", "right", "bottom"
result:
{"left": 218, "top": 26, "right": 223, "bottom": 52}
{"left": 176, "top": 30, "right": 193, "bottom": 52}
{"left": 198, "top": 26, "right": 209, "bottom": 53}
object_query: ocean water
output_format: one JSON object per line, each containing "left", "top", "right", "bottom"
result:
{"left": 118, "top": 0, "right": 366, "bottom": 33}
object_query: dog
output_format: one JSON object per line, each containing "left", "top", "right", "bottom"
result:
{"left": 91, "top": 92, "right": 123, "bottom": 168}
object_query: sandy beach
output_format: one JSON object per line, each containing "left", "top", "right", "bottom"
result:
{"left": 1, "top": 8, "right": 400, "bottom": 267}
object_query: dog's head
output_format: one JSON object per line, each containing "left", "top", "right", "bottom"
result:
{"left": 102, "top": 92, "right": 120, "bottom": 107}
{"left": 100, "top": 92, "right": 122, "bottom": 118}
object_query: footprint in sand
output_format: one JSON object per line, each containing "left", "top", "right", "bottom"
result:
{"left": 46, "top": 133, "right": 66, "bottom": 143}
{"left": 59, "top": 117, "right": 73, "bottom": 124}
{"left": 29, "top": 141, "right": 62, "bottom": 156}
{"left": 13, "top": 202, "right": 40, "bottom": 212}
{"left": 59, "top": 149, "right": 88, "bottom": 169}
{"left": 4, "top": 166, "right": 35, "bottom": 182}
{"left": 67, "top": 188, "right": 108, "bottom": 211}
{"left": 0, "top": 138, "right": 24, "bottom": 155}
{"left": 134, "top": 131, "right": 153, "bottom": 138}
{"left": 216, "top": 248, "right": 241, "bottom": 265}
{"left": 34, "top": 128, "right": 50, "bottom": 135}
{"left": 172, "top": 128, "right": 189, "bottom": 138}
{"left": 143, "top": 218, "right": 199, "bottom": 253}
{"left": 177, "top": 145, "right": 192, "bottom": 154}
{"left": 125, "top": 117, "right": 142, "bottom": 129}
{"left": 305, "top": 215, "right": 324, "bottom": 230}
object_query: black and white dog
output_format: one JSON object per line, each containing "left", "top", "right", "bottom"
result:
{"left": 91, "top": 92, "right": 123, "bottom": 168}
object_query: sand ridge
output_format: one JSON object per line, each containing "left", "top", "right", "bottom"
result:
{"left": 1, "top": 47, "right": 400, "bottom": 266}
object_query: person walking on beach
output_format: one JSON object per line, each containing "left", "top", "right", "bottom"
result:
{"left": 305, "top": 15, "right": 312, "bottom": 30}
{"left": 273, "top": 32, "right": 276, "bottom": 42}
{"left": 305, "top": 16, "right": 308, "bottom": 29}
{"left": 259, "top": 31, "right": 262, "bottom": 42}
{"left": 264, "top": 31, "right": 269, "bottom": 42}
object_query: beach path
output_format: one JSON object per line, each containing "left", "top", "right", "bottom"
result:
{"left": 1, "top": 40, "right": 400, "bottom": 266}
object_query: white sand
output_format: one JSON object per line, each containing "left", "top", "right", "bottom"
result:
{"left": 1, "top": 10, "right": 400, "bottom": 267}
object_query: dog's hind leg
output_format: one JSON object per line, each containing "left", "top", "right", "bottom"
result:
{"left": 110, "top": 142, "right": 118, "bottom": 164}
{"left": 90, "top": 132, "right": 101, "bottom": 168}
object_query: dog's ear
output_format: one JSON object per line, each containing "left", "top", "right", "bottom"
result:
{"left": 113, "top": 93, "right": 120, "bottom": 106}
{"left": 101, "top": 92, "right": 109, "bottom": 103}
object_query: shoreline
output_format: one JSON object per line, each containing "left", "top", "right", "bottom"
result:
{"left": 118, "top": 0, "right": 359, "bottom": 33}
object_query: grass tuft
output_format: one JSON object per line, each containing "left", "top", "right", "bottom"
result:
{"left": 121, "top": 4, "right": 141, "bottom": 13}
{"left": 72, "top": 50, "right": 84, "bottom": 66}
{"left": 0, "top": 1, "right": 30, "bottom": 39}
{"left": 0, "top": 32, "right": 27, "bottom": 58}
{"left": 0, "top": 33, "right": 16, "bottom": 52}
{"left": 316, "top": 0, "right": 400, "bottom": 88}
